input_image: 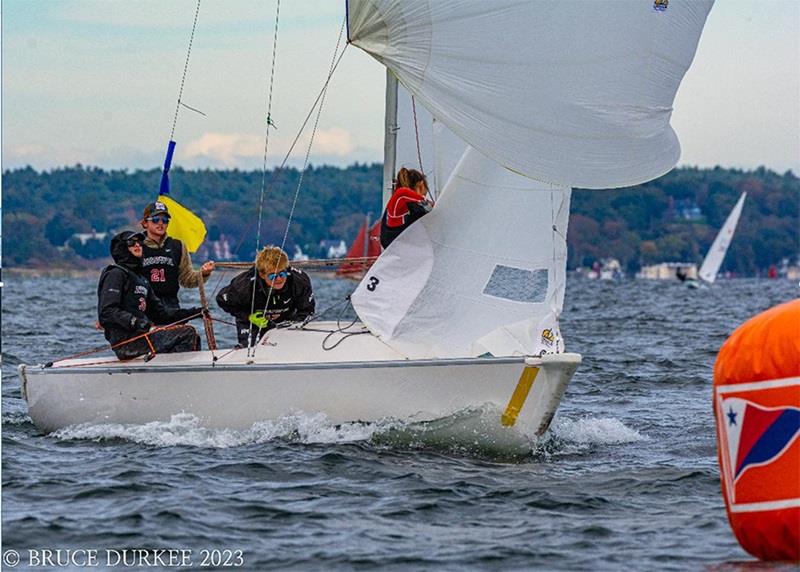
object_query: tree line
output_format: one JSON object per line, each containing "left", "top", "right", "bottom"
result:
{"left": 3, "top": 163, "right": 797, "bottom": 275}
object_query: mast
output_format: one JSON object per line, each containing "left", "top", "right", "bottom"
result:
{"left": 382, "top": 69, "right": 398, "bottom": 208}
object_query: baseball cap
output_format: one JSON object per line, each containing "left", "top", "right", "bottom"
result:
{"left": 143, "top": 200, "right": 170, "bottom": 220}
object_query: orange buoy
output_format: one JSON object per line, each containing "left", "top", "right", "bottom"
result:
{"left": 713, "top": 299, "right": 800, "bottom": 561}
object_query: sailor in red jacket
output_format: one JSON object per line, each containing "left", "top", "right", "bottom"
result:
{"left": 380, "top": 167, "right": 434, "bottom": 248}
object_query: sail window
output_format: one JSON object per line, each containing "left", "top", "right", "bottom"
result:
{"left": 482, "top": 265, "right": 548, "bottom": 304}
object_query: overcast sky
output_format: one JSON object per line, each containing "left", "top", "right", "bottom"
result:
{"left": 2, "top": 0, "right": 799, "bottom": 174}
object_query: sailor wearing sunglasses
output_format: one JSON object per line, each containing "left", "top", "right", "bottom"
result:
{"left": 216, "top": 246, "right": 315, "bottom": 347}
{"left": 140, "top": 201, "right": 215, "bottom": 319}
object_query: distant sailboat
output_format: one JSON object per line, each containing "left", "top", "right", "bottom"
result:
{"left": 697, "top": 192, "right": 747, "bottom": 284}
{"left": 336, "top": 216, "right": 381, "bottom": 280}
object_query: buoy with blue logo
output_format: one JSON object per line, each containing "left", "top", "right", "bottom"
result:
{"left": 713, "top": 299, "right": 800, "bottom": 561}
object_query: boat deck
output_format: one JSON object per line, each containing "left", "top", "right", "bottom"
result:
{"left": 47, "top": 322, "right": 409, "bottom": 370}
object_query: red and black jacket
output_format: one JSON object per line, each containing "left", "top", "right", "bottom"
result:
{"left": 379, "top": 187, "right": 430, "bottom": 248}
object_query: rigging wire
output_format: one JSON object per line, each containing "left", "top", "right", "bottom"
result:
{"left": 248, "top": 0, "right": 283, "bottom": 351}
{"left": 168, "top": 0, "right": 202, "bottom": 141}
{"left": 208, "top": 25, "right": 351, "bottom": 298}
{"left": 246, "top": 18, "right": 349, "bottom": 357}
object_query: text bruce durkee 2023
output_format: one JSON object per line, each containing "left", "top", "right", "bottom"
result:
{"left": 2, "top": 548, "right": 245, "bottom": 568}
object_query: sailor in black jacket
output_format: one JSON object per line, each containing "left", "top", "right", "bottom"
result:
{"left": 98, "top": 231, "right": 202, "bottom": 359}
{"left": 216, "top": 246, "right": 315, "bottom": 347}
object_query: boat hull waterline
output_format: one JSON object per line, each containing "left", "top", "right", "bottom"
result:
{"left": 19, "top": 325, "right": 580, "bottom": 435}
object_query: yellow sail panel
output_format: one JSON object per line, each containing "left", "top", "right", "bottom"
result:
{"left": 158, "top": 195, "right": 206, "bottom": 253}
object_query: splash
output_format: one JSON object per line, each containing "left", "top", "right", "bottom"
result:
{"left": 373, "top": 404, "right": 535, "bottom": 460}
{"left": 50, "top": 410, "right": 645, "bottom": 459}
{"left": 52, "top": 412, "right": 384, "bottom": 448}
{"left": 549, "top": 416, "right": 647, "bottom": 445}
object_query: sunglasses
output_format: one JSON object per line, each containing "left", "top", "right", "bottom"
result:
{"left": 146, "top": 216, "right": 170, "bottom": 224}
{"left": 126, "top": 239, "right": 142, "bottom": 247}
{"left": 266, "top": 270, "right": 288, "bottom": 281}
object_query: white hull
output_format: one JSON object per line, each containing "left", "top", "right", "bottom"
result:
{"left": 19, "top": 322, "right": 580, "bottom": 436}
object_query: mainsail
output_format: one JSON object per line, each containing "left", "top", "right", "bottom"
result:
{"left": 698, "top": 192, "right": 747, "bottom": 283}
{"left": 347, "top": 0, "right": 714, "bottom": 189}
{"left": 347, "top": 0, "right": 713, "bottom": 359}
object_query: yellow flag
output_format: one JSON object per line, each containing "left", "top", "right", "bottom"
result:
{"left": 158, "top": 194, "right": 206, "bottom": 253}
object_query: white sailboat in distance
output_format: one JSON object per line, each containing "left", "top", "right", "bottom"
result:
{"left": 698, "top": 192, "right": 747, "bottom": 283}
{"left": 19, "top": 0, "right": 714, "bottom": 434}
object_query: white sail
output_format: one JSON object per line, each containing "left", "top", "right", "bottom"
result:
{"left": 698, "top": 192, "right": 747, "bottom": 283}
{"left": 352, "top": 146, "right": 571, "bottom": 359}
{"left": 347, "top": 0, "right": 714, "bottom": 189}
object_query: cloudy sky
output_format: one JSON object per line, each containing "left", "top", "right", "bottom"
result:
{"left": 2, "top": 0, "right": 799, "bottom": 174}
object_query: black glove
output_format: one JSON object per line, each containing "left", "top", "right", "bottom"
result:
{"left": 132, "top": 317, "right": 151, "bottom": 333}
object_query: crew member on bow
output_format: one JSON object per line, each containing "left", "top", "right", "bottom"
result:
{"left": 380, "top": 167, "right": 433, "bottom": 248}
{"left": 216, "top": 246, "right": 315, "bottom": 347}
{"left": 140, "top": 200, "right": 215, "bottom": 316}
{"left": 98, "top": 231, "right": 202, "bottom": 360}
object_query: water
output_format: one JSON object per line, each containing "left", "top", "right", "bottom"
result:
{"left": 2, "top": 274, "right": 797, "bottom": 570}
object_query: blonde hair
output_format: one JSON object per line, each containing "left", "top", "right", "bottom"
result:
{"left": 256, "top": 246, "right": 289, "bottom": 277}
{"left": 396, "top": 167, "right": 427, "bottom": 193}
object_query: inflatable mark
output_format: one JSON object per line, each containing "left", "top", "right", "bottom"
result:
{"left": 714, "top": 299, "right": 800, "bottom": 561}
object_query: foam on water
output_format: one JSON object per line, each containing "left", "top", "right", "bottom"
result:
{"left": 50, "top": 407, "right": 645, "bottom": 461}
{"left": 2, "top": 411, "right": 33, "bottom": 426}
{"left": 550, "top": 416, "right": 647, "bottom": 445}
{"left": 52, "top": 412, "right": 383, "bottom": 448}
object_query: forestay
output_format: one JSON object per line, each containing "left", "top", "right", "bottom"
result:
{"left": 352, "top": 146, "right": 571, "bottom": 359}
{"left": 347, "top": 0, "right": 714, "bottom": 189}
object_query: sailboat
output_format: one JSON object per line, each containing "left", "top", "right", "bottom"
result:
{"left": 336, "top": 216, "right": 381, "bottom": 280}
{"left": 696, "top": 192, "right": 747, "bottom": 284}
{"left": 19, "top": 0, "right": 714, "bottom": 434}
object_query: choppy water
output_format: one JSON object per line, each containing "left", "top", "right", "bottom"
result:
{"left": 2, "top": 274, "right": 797, "bottom": 570}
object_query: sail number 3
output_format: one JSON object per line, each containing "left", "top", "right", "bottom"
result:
{"left": 366, "top": 276, "right": 380, "bottom": 292}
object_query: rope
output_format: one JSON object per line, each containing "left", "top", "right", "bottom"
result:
{"left": 216, "top": 256, "right": 377, "bottom": 271}
{"left": 168, "top": 0, "right": 202, "bottom": 141}
{"left": 321, "top": 296, "right": 369, "bottom": 351}
{"left": 48, "top": 313, "right": 205, "bottom": 367}
{"left": 411, "top": 96, "right": 425, "bottom": 177}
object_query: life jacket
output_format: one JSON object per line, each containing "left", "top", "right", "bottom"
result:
{"left": 383, "top": 187, "right": 426, "bottom": 228}
{"left": 141, "top": 236, "right": 183, "bottom": 305}
{"left": 380, "top": 187, "right": 429, "bottom": 248}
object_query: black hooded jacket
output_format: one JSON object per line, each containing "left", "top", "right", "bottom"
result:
{"left": 98, "top": 232, "right": 199, "bottom": 347}
{"left": 216, "top": 266, "right": 315, "bottom": 326}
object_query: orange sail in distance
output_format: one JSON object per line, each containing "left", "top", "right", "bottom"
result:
{"left": 337, "top": 218, "right": 381, "bottom": 279}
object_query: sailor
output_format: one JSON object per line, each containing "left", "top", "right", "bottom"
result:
{"left": 216, "top": 246, "right": 315, "bottom": 347}
{"left": 98, "top": 231, "right": 202, "bottom": 360}
{"left": 140, "top": 200, "right": 215, "bottom": 315}
{"left": 380, "top": 167, "right": 433, "bottom": 248}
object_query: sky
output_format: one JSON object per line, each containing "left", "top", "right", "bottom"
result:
{"left": 2, "top": 0, "right": 799, "bottom": 175}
